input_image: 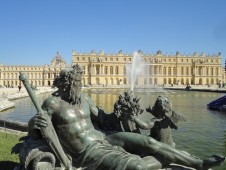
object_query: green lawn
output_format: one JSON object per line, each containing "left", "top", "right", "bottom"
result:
{"left": 0, "top": 131, "right": 25, "bottom": 170}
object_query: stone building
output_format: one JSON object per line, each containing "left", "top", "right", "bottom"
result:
{"left": 0, "top": 52, "right": 67, "bottom": 87}
{"left": 72, "top": 50, "right": 224, "bottom": 87}
{"left": 0, "top": 50, "right": 224, "bottom": 88}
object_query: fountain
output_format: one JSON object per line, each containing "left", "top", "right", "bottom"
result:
{"left": 126, "top": 51, "right": 146, "bottom": 91}
{"left": 126, "top": 51, "right": 168, "bottom": 93}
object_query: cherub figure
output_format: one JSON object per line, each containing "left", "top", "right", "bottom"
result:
{"left": 146, "top": 96, "right": 186, "bottom": 147}
{"left": 114, "top": 93, "right": 186, "bottom": 147}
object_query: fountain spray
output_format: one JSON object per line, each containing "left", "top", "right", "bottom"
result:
{"left": 126, "top": 51, "right": 146, "bottom": 91}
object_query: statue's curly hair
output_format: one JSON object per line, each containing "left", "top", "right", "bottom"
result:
{"left": 53, "top": 64, "right": 83, "bottom": 91}
{"left": 153, "top": 96, "right": 172, "bottom": 113}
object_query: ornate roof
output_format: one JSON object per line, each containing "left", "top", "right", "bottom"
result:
{"left": 51, "top": 52, "right": 66, "bottom": 67}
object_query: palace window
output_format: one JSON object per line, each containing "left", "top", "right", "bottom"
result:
{"left": 211, "top": 68, "right": 214, "bottom": 75}
{"left": 110, "top": 66, "right": 113, "bottom": 75}
{"left": 115, "top": 66, "right": 119, "bottom": 75}
{"left": 163, "top": 67, "right": 166, "bottom": 75}
{"left": 154, "top": 66, "right": 157, "bottom": 75}
{"left": 105, "top": 66, "right": 108, "bottom": 74}
{"left": 168, "top": 67, "right": 171, "bottom": 75}
{"left": 186, "top": 67, "right": 189, "bottom": 75}
{"left": 96, "top": 66, "right": 100, "bottom": 75}
{"left": 181, "top": 67, "right": 184, "bottom": 75}
{"left": 173, "top": 67, "right": 176, "bottom": 75}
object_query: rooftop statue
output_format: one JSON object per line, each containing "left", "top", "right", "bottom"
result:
{"left": 13, "top": 64, "right": 225, "bottom": 170}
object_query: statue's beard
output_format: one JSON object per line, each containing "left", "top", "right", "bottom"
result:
{"left": 69, "top": 87, "right": 81, "bottom": 105}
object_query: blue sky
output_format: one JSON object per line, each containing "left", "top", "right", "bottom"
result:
{"left": 0, "top": 0, "right": 226, "bottom": 65}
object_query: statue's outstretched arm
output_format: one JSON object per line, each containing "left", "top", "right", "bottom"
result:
{"left": 131, "top": 115, "right": 154, "bottom": 130}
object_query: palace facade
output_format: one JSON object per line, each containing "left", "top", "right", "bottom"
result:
{"left": 0, "top": 52, "right": 67, "bottom": 87}
{"left": 72, "top": 50, "right": 224, "bottom": 87}
{"left": 0, "top": 50, "right": 224, "bottom": 88}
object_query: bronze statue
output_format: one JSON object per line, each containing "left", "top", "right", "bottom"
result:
{"left": 14, "top": 64, "right": 225, "bottom": 170}
{"left": 113, "top": 90, "right": 144, "bottom": 133}
{"left": 146, "top": 96, "right": 187, "bottom": 147}
{"left": 113, "top": 93, "right": 183, "bottom": 147}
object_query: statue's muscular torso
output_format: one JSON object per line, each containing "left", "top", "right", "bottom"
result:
{"left": 42, "top": 95, "right": 105, "bottom": 156}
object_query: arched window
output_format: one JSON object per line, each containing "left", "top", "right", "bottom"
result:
{"left": 115, "top": 66, "right": 119, "bottom": 75}
{"left": 216, "top": 68, "right": 219, "bottom": 76}
{"left": 206, "top": 68, "right": 209, "bottom": 76}
{"left": 198, "top": 67, "right": 202, "bottom": 75}
{"left": 181, "top": 67, "right": 184, "bottom": 75}
{"left": 123, "top": 78, "right": 127, "bottom": 84}
{"left": 163, "top": 78, "right": 167, "bottom": 84}
{"left": 168, "top": 67, "right": 171, "bottom": 75}
{"left": 96, "top": 66, "right": 100, "bottom": 75}
{"left": 212, "top": 68, "right": 214, "bottom": 75}
{"left": 186, "top": 67, "right": 189, "bottom": 75}
{"left": 154, "top": 66, "right": 157, "bottom": 75}
{"left": 110, "top": 66, "right": 113, "bottom": 75}
{"left": 173, "top": 67, "right": 176, "bottom": 75}
{"left": 163, "top": 67, "right": 166, "bottom": 75}
{"left": 105, "top": 66, "right": 108, "bottom": 75}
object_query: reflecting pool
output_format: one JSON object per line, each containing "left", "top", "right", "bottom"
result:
{"left": 0, "top": 89, "right": 226, "bottom": 170}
